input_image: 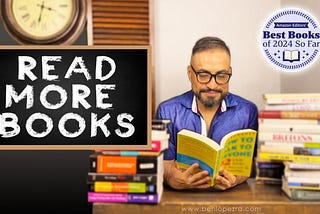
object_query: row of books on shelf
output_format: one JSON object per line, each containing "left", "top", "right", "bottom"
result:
{"left": 256, "top": 93, "right": 320, "bottom": 200}
{"left": 87, "top": 119, "right": 170, "bottom": 204}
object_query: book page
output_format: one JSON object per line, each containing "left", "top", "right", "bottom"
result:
{"left": 219, "top": 130, "right": 257, "bottom": 177}
{"left": 291, "top": 50, "right": 299, "bottom": 60}
{"left": 176, "top": 130, "right": 220, "bottom": 178}
{"left": 177, "top": 134, "right": 219, "bottom": 176}
{"left": 284, "top": 50, "right": 292, "bottom": 60}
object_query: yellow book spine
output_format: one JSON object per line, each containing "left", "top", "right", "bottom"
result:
{"left": 94, "top": 181, "right": 146, "bottom": 193}
{"left": 259, "top": 152, "right": 320, "bottom": 163}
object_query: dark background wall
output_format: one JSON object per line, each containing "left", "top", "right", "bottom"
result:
{"left": 0, "top": 21, "right": 93, "bottom": 214}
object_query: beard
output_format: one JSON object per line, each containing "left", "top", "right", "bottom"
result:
{"left": 194, "top": 88, "right": 228, "bottom": 108}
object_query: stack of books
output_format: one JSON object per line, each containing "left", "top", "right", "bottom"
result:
{"left": 282, "top": 161, "right": 320, "bottom": 200}
{"left": 256, "top": 93, "right": 320, "bottom": 186}
{"left": 151, "top": 119, "right": 170, "bottom": 152}
{"left": 255, "top": 159, "right": 284, "bottom": 185}
{"left": 87, "top": 119, "right": 170, "bottom": 204}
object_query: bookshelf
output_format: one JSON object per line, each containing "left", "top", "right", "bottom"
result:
{"left": 92, "top": 179, "right": 320, "bottom": 214}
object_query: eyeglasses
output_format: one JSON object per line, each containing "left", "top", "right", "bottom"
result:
{"left": 190, "top": 64, "right": 232, "bottom": 85}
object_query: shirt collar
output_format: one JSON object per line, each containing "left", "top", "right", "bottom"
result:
{"left": 191, "top": 95, "right": 228, "bottom": 114}
{"left": 191, "top": 96, "right": 198, "bottom": 113}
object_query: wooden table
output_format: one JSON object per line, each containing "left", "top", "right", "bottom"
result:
{"left": 92, "top": 179, "right": 320, "bottom": 214}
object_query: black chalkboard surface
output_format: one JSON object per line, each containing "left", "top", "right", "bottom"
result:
{"left": 0, "top": 46, "right": 151, "bottom": 150}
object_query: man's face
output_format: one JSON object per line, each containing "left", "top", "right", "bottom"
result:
{"left": 188, "top": 49, "right": 231, "bottom": 108}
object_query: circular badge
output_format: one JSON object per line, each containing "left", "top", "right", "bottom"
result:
{"left": 261, "top": 8, "right": 320, "bottom": 72}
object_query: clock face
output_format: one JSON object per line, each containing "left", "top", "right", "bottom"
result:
{"left": 0, "top": 0, "right": 86, "bottom": 44}
{"left": 11, "top": 0, "right": 75, "bottom": 39}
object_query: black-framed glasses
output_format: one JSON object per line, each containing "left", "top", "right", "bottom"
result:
{"left": 190, "top": 64, "right": 232, "bottom": 85}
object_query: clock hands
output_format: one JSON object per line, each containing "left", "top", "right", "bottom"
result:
{"left": 37, "top": 1, "right": 45, "bottom": 23}
{"left": 36, "top": 1, "right": 57, "bottom": 23}
{"left": 37, "top": 3, "right": 57, "bottom": 12}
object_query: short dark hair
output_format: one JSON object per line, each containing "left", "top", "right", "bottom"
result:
{"left": 192, "top": 36, "right": 231, "bottom": 57}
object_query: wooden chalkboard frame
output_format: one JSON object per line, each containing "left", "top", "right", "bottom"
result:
{"left": 0, "top": 46, "right": 151, "bottom": 150}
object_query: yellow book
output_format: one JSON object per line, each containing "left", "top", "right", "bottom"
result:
{"left": 258, "top": 152, "right": 320, "bottom": 162}
{"left": 176, "top": 129, "right": 257, "bottom": 186}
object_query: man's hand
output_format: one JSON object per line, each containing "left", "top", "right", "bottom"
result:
{"left": 213, "top": 167, "right": 248, "bottom": 191}
{"left": 163, "top": 160, "right": 211, "bottom": 190}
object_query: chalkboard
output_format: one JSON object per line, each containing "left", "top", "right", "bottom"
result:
{"left": 0, "top": 46, "right": 151, "bottom": 150}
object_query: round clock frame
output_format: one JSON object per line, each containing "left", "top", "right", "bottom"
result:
{"left": 0, "top": 0, "right": 87, "bottom": 45}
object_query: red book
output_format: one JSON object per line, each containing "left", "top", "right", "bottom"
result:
{"left": 151, "top": 139, "right": 168, "bottom": 152}
{"left": 259, "top": 110, "right": 320, "bottom": 119}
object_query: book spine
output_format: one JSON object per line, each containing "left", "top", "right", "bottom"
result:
{"left": 286, "top": 176, "right": 320, "bottom": 183}
{"left": 264, "top": 97, "right": 320, "bottom": 105}
{"left": 151, "top": 130, "right": 170, "bottom": 140}
{"left": 97, "top": 150, "right": 159, "bottom": 156}
{"left": 88, "top": 181, "right": 157, "bottom": 193}
{"left": 98, "top": 155, "right": 137, "bottom": 174}
{"left": 152, "top": 123, "right": 169, "bottom": 130}
{"left": 259, "top": 118, "right": 320, "bottom": 125}
{"left": 259, "top": 110, "right": 281, "bottom": 118}
{"left": 305, "top": 143, "right": 320, "bottom": 148}
{"left": 259, "top": 145, "right": 320, "bottom": 156}
{"left": 281, "top": 184, "right": 320, "bottom": 200}
{"left": 287, "top": 181, "right": 320, "bottom": 189}
{"left": 284, "top": 170, "right": 320, "bottom": 178}
{"left": 264, "top": 93, "right": 320, "bottom": 99}
{"left": 258, "top": 132, "right": 320, "bottom": 142}
{"left": 264, "top": 103, "right": 320, "bottom": 111}
{"left": 258, "top": 152, "right": 320, "bottom": 162}
{"left": 87, "top": 173, "right": 158, "bottom": 183}
{"left": 260, "top": 141, "right": 320, "bottom": 149}
{"left": 88, "top": 192, "right": 160, "bottom": 203}
{"left": 259, "top": 141, "right": 305, "bottom": 147}
{"left": 294, "top": 147, "right": 320, "bottom": 156}
{"left": 286, "top": 184, "right": 320, "bottom": 190}
{"left": 256, "top": 177, "right": 282, "bottom": 185}
{"left": 89, "top": 154, "right": 98, "bottom": 172}
{"left": 127, "top": 192, "right": 160, "bottom": 203}
{"left": 151, "top": 139, "right": 166, "bottom": 151}
{"left": 259, "top": 110, "right": 320, "bottom": 119}
{"left": 292, "top": 189, "right": 320, "bottom": 200}
{"left": 285, "top": 162, "right": 320, "bottom": 170}
{"left": 88, "top": 192, "right": 127, "bottom": 203}
{"left": 152, "top": 119, "right": 170, "bottom": 127}
{"left": 256, "top": 161, "right": 284, "bottom": 169}
{"left": 259, "top": 123, "right": 320, "bottom": 134}
{"left": 256, "top": 168, "right": 284, "bottom": 179}
{"left": 89, "top": 154, "right": 159, "bottom": 174}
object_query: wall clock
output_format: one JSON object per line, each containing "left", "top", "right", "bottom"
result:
{"left": 0, "top": 0, "right": 87, "bottom": 45}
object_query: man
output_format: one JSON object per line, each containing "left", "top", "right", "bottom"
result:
{"left": 156, "top": 36, "right": 258, "bottom": 190}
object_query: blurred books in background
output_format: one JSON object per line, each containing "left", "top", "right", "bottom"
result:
{"left": 256, "top": 93, "right": 320, "bottom": 200}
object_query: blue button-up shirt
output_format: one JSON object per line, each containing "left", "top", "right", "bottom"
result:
{"left": 156, "top": 90, "right": 258, "bottom": 160}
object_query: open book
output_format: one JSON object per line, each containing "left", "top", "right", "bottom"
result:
{"left": 176, "top": 129, "right": 257, "bottom": 186}
{"left": 283, "top": 50, "right": 300, "bottom": 62}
